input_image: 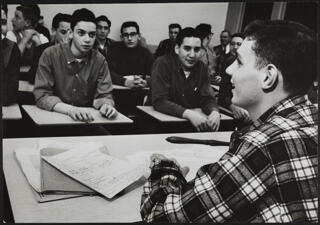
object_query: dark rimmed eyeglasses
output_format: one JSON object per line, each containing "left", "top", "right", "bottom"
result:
{"left": 122, "top": 32, "right": 138, "bottom": 38}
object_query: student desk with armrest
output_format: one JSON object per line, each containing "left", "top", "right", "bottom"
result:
{"left": 3, "top": 131, "right": 232, "bottom": 223}
{"left": 2, "top": 104, "right": 22, "bottom": 120}
{"left": 21, "top": 105, "right": 133, "bottom": 136}
{"left": 136, "top": 106, "right": 234, "bottom": 132}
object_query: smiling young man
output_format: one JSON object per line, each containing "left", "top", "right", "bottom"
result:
{"left": 141, "top": 20, "right": 317, "bottom": 222}
{"left": 151, "top": 27, "right": 221, "bottom": 132}
{"left": 33, "top": 8, "right": 117, "bottom": 122}
{"left": 106, "top": 21, "right": 154, "bottom": 89}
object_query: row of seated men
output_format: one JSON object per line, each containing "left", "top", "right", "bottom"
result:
{"left": 2, "top": 4, "right": 317, "bottom": 133}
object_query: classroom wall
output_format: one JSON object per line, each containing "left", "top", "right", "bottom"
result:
{"left": 7, "top": 3, "right": 228, "bottom": 46}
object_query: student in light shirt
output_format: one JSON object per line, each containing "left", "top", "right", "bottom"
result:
{"left": 33, "top": 8, "right": 117, "bottom": 122}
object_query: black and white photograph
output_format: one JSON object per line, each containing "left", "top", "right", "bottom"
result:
{"left": 1, "top": 0, "right": 318, "bottom": 223}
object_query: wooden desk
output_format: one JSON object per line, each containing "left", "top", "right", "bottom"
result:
{"left": 20, "top": 66, "right": 31, "bottom": 73}
{"left": 3, "top": 131, "right": 232, "bottom": 222}
{"left": 2, "top": 104, "right": 22, "bottom": 120}
{"left": 137, "top": 106, "right": 232, "bottom": 122}
{"left": 113, "top": 84, "right": 149, "bottom": 91}
{"left": 19, "top": 81, "right": 34, "bottom": 92}
{"left": 22, "top": 105, "right": 133, "bottom": 126}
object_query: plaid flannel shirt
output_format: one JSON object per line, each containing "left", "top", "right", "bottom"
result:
{"left": 140, "top": 95, "right": 318, "bottom": 222}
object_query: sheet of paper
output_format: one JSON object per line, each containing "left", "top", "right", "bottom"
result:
{"left": 14, "top": 141, "right": 106, "bottom": 202}
{"left": 41, "top": 145, "right": 145, "bottom": 199}
{"left": 125, "top": 145, "right": 228, "bottom": 181}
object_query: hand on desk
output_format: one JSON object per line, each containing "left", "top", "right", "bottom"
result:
{"left": 124, "top": 75, "right": 147, "bottom": 89}
{"left": 230, "top": 104, "right": 251, "bottom": 122}
{"left": 99, "top": 104, "right": 118, "bottom": 119}
{"left": 67, "top": 106, "right": 94, "bottom": 122}
{"left": 183, "top": 109, "right": 221, "bottom": 132}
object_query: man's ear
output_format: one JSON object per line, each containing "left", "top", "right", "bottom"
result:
{"left": 261, "top": 64, "right": 279, "bottom": 92}
{"left": 174, "top": 44, "right": 179, "bottom": 55}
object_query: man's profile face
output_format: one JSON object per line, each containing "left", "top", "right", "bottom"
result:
{"left": 226, "top": 39, "right": 264, "bottom": 109}
{"left": 12, "top": 10, "right": 27, "bottom": 32}
{"left": 220, "top": 31, "right": 230, "bottom": 46}
{"left": 230, "top": 36, "right": 243, "bottom": 55}
{"left": 55, "top": 21, "right": 71, "bottom": 44}
{"left": 71, "top": 21, "right": 96, "bottom": 55}
{"left": 175, "top": 36, "right": 202, "bottom": 70}
{"left": 121, "top": 26, "right": 140, "bottom": 48}
{"left": 96, "top": 20, "right": 110, "bottom": 41}
{"left": 169, "top": 27, "right": 180, "bottom": 41}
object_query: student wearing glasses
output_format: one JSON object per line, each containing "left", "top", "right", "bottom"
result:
{"left": 154, "top": 23, "right": 182, "bottom": 59}
{"left": 94, "top": 15, "right": 114, "bottom": 58}
{"left": 106, "top": 21, "right": 154, "bottom": 89}
{"left": 33, "top": 8, "right": 117, "bottom": 122}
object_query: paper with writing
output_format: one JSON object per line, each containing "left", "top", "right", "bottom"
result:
{"left": 41, "top": 145, "right": 145, "bottom": 198}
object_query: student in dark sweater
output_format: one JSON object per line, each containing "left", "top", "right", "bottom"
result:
{"left": 106, "top": 21, "right": 154, "bottom": 88}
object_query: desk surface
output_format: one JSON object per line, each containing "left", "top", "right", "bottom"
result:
{"left": 19, "top": 80, "right": 34, "bottom": 92}
{"left": 137, "top": 106, "right": 232, "bottom": 122}
{"left": 3, "top": 131, "right": 232, "bottom": 222}
{"left": 22, "top": 105, "right": 133, "bottom": 126}
{"left": 2, "top": 104, "right": 22, "bottom": 120}
{"left": 113, "top": 84, "right": 149, "bottom": 91}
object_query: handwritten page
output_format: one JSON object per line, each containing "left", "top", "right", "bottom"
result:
{"left": 125, "top": 145, "right": 228, "bottom": 181}
{"left": 41, "top": 145, "right": 145, "bottom": 199}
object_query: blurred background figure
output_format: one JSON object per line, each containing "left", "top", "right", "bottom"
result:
{"left": 94, "top": 15, "right": 115, "bottom": 58}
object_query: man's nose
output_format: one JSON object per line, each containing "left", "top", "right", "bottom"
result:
{"left": 189, "top": 49, "right": 196, "bottom": 57}
{"left": 84, "top": 34, "right": 91, "bottom": 42}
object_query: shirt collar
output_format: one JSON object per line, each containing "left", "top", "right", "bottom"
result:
{"left": 64, "top": 42, "right": 92, "bottom": 65}
{"left": 252, "top": 94, "right": 309, "bottom": 128}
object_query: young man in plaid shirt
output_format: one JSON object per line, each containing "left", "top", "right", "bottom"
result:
{"left": 140, "top": 20, "right": 318, "bottom": 222}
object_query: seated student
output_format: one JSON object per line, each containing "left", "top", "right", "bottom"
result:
{"left": 29, "top": 13, "right": 72, "bottom": 83}
{"left": 1, "top": 4, "right": 21, "bottom": 106}
{"left": 151, "top": 27, "right": 221, "bottom": 132}
{"left": 154, "top": 23, "right": 181, "bottom": 59}
{"left": 33, "top": 8, "right": 117, "bottom": 122}
{"left": 94, "top": 15, "right": 114, "bottom": 58}
{"left": 195, "top": 23, "right": 220, "bottom": 84}
{"left": 106, "top": 21, "right": 154, "bottom": 89}
{"left": 141, "top": 20, "right": 318, "bottom": 222}
{"left": 6, "top": 4, "right": 49, "bottom": 66}
{"left": 218, "top": 32, "right": 251, "bottom": 125}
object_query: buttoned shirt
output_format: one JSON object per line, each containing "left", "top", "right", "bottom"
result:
{"left": 141, "top": 95, "right": 318, "bottom": 222}
{"left": 151, "top": 54, "right": 218, "bottom": 118}
{"left": 33, "top": 43, "right": 114, "bottom": 111}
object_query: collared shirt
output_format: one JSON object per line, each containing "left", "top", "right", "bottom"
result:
{"left": 141, "top": 95, "right": 318, "bottom": 222}
{"left": 106, "top": 41, "right": 154, "bottom": 86}
{"left": 199, "top": 46, "right": 218, "bottom": 78}
{"left": 93, "top": 37, "right": 115, "bottom": 59}
{"left": 151, "top": 54, "right": 219, "bottom": 118}
{"left": 33, "top": 42, "right": 114, "bottom": 111}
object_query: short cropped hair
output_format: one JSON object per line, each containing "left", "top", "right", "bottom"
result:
{"left": 16, "top": 4, "right": 40, "bottom": 27}
{"left": 121, "top": 21, "right": 140, "bottom": 34}
{"left": 175, "top": 27, "right": 202, "bottom": 46}
{"left": 52, "top": 13, "right": 71, "bottom": 30}
{"left": 96, "top": 15, "right": 111, "bottom": 27}
{"left": 70, "top": 8, "right": 96, "bottom": 30}
{"left": 169, "top": 23, "right": 181, "bottom": 31}
{"left": 231, "top": 32, "right": 245, "bottom": 40}
{"left": 244, "top": 19, "right": 316, "bottom": 95}
{"left": 221, "top": 29, "right": 231, "bottom": 36}
{"left": 195, "top": 23, "right": 212, "bottom": 41}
